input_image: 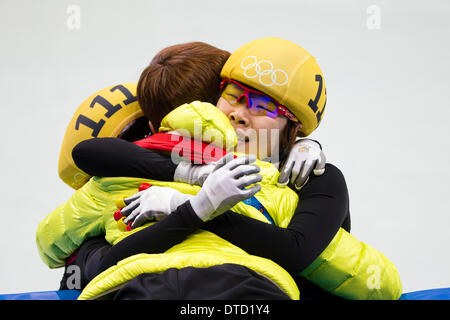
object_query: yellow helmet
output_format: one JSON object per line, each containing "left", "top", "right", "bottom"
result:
{"left": 220, "top": 37, "right": 327, "bottom": 136}
{"left": 58, "top": 83, "right": 144, "bottom": 189}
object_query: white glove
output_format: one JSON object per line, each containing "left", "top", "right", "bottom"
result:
{"left": 189, "top": 153, "right": 262, "bottom": 222}
{"left": 277, "top": 139, "right": 326, "bottom": 189}
{"left": 174, "top": 161, "right": 215, "bottom": 186}
{"left": 121, "top": 186, "right": 194, "bottom": 229}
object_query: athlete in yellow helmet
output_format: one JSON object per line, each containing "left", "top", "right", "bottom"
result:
{"left": 218, "top": 37, "right": 328, "bottom": 187}
{"left": 220, "top": 37, "right": 327, "bottom": 138}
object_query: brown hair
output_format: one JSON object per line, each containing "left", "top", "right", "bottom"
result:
{"left": 278, "top": 120, "right": 302, "bottom": 165}
{"left": 137, "top": 42, "right": 231, "bottom": 130}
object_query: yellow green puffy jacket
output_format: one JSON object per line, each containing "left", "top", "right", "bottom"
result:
{"left": 36, "top": 101, "right": 402, "bottom": 300}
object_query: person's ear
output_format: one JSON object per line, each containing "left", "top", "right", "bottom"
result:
{"left": 148, "top": 120, "right": 156, "bottom": 135}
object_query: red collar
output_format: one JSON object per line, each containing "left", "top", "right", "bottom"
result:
{"left": 133, "top": 132, "right": 231, "bottom": 164}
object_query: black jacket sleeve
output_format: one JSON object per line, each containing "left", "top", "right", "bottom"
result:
{"left": 66, "top": 163, "right": 349, "bottom": 288}
{"left": 72, "top": 137, "right": 177, "bottom": 181}
{"left": 70, "top": 137, "right": 350, "bottom": 277}
{"left": 202, "top": 163, "right": 350, "bottom": 274}
{"left": 83, "top": 163, "right": 349, "bottom": 278}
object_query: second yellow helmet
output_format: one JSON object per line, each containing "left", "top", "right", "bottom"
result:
{"left": 58, "top": 83, "right": 144, "bottom": 190}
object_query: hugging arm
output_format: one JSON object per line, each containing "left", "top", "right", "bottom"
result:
{"left": 89, "top": 163, "right": 348, "bottom": 278}
{"left": 72, "top": 138, "right": 349, "bottom": 275}
{"left": 203, "top": 163, "right": 350, "bottom": 274}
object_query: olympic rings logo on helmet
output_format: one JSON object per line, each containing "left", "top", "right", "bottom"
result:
{"left": 240, "top": 56, "right": 289, "bottom": 87}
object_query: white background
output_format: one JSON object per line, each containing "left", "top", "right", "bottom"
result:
{"left": 0, "top": 0, "right": 449, "bottom": 295}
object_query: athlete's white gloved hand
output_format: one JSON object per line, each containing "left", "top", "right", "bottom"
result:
{"left": 122, "top": 186, "right": 194, "bottom": 229}
{"left": 277, "top": 139, "right": 326, "bottom": 190}
{"left": 174, "top": 161, "right": 215, "bottom": 186}
{"left": 190, "top": 153, "right": 263, "bottom": 222}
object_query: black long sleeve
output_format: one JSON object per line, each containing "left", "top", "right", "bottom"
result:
{"left": 203, "top": 163, "right": 350, "bottom": 274}
{"left": 72, "top": 137, "right": 177, "bottom": 181}
{"left": 73, "top": 164, "right": 349, "bottom": 283}
{"left": 70, "top": 138, "right": 350, "bottom": 276}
